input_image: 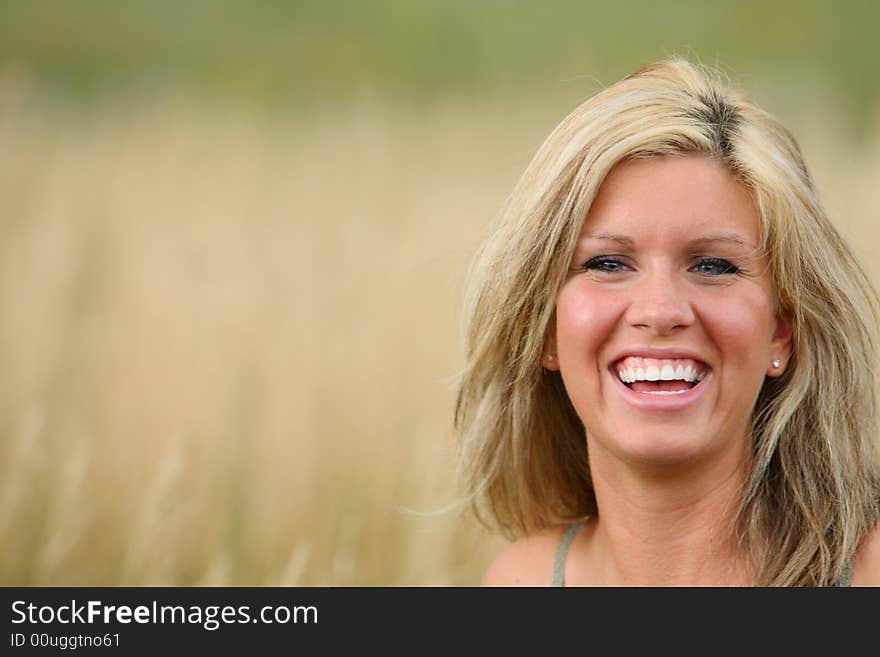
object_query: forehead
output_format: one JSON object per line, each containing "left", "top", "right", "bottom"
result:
{"left": 582, "top": 154, "right": 760, "bottom": 246}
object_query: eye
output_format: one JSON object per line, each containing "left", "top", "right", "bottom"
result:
{"left": 692, "top": 257, "right": 739, "bottom": 276}
{"left": 581, "top": 255, "right": 629, "bottom": 273}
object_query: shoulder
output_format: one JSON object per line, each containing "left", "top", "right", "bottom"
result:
{"left": 480, "top": 526, "right": 569, "bottom": 587}
{"left": 852, "top": 520, "right": 880, "bottom": 586}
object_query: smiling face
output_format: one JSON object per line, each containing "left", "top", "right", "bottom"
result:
{"left": 545, "top": 153, "right": 792, "bottom": 468}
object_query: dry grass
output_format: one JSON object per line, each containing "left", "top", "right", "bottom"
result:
{"left": 0, "top": 76, "right": 878, "bottom": 585}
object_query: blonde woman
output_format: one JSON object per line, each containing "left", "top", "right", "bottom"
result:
{"left": 455, "top": 58, "right": 880, "bottom": 586}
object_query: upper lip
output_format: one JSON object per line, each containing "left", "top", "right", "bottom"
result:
{"left": 609, "top": 347, "right": 711, "bottom": 369}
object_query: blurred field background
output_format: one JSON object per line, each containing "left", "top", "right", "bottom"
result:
{"left": 1, "top": 1, "right": 879, "bottom": 586}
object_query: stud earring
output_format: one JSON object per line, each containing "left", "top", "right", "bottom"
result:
{"left": 545, "top": 354, "right": 554, "bottom": 361}
{"left": 772, "top": 359, "right": 781, "bottom": 368}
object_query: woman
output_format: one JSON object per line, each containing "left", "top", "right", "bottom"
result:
{"left": 455, "top": 58, "right": 880, "bottom": 586}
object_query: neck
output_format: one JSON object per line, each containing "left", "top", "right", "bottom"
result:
{"left": 585, "top": 440, "right": 753, "bottom": 586}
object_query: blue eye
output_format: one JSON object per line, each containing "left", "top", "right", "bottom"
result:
{"left": 579, "top": 255, "right": 740, "bottom": 277}
{"left": 693, "top": 257, "right": 738, "bottom": 276}
{"left": 582, "top": 255, "right": 628, "bottom": 272}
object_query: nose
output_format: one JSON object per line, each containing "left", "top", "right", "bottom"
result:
{"left": 624, "top": 264, "right": 695, "bottom": 335}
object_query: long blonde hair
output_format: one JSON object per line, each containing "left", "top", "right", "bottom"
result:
{"left": 455, "top": 58, "right": 880, "bottom": 586}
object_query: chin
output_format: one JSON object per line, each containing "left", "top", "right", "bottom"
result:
{"left": 590, "top": 429, "right": 717, "bottom": 469}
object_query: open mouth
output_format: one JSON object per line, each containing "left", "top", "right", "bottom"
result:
{"left": 611, "top": 357, "right": 709, "bottom": 396}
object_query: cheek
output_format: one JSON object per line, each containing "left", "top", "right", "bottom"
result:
{"left": 700, "top": 291, "right": 776, "bottom": 368}
{"left": 554, "top": 283, "right": 623, "bottom": 358}
{"left": 554, "top": 285, "right": 621, "bottom": 417}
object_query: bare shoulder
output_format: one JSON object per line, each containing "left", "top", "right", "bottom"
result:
{"left": 481, "top": 526, "right": 568, "bottom": 587}
{"left": 852, "top": 521, "right": 880, "bottom": 586}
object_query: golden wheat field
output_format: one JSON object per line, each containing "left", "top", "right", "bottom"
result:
{"left": 1, "top": 75, "right": 879, "bottom": 585}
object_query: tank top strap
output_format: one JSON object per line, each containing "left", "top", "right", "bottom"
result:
{"left": 836, "top": 558, "right": 854, "bottom": 587}
{"left": 552, "top": 520, "right": 586, "bottom": 587}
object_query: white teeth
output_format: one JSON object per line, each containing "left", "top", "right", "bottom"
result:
{"left": 615, "top": 357, "right": 708, "bottom": 384}
{"left": 638, "top": 389, "right": 689, "bottom": 395}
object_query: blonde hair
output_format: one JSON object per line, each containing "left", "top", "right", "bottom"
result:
{"left": 455, "top": 58, "right": 880, "bottom": 586}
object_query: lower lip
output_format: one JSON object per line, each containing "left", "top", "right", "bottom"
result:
{"left": 610, "top": 368, "right": 711, "bottom": 413}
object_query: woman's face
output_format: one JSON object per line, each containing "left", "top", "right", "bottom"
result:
{"left": 547, "top": 154, "right": 791, "bottom": 467}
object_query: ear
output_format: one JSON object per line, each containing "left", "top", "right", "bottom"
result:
{"left": 767, "top": 311, "right": 793, "bottom": 377}
{"left": 542, "top": 323, "right": 560, "bottom": 372}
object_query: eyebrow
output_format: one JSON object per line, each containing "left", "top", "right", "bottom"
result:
{"left": 581, "top": 231, "right": 755, "bottom": 249}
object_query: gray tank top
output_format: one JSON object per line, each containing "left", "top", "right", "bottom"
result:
{"left": 551, "top": 521, "right": 854, "bottom": 586}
